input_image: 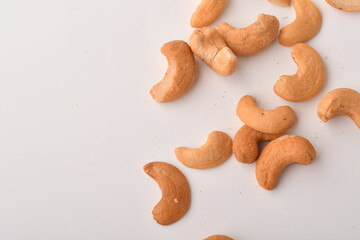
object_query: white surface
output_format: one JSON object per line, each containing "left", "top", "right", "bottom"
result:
{"left": 0, "top": 0, "right": 359, "bottom": 239}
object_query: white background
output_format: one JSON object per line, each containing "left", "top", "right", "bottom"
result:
{"left": 0, "top": 0, "right": 359, "bottom": 239}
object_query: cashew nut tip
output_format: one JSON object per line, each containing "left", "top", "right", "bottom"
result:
{"left": 233, "top": 125, "right": 283, "bottom": 164}
{"left": 268, "top": 0, "right": 291, "bottom": 6}
{"left": 279, "top": 0, "right": 322, "bottom": 47}
{"left": 143, "top": 162, "right": 191, "bottom": 225}
{"left": 204, "top": 235, "right": 234, "bottom": 240}
{"left": 317, "top": 88, "right": 360, "bottom": 128}
{"left": 218, "top": 14, "right": 280, "bottom": 56}
{"left": 326, "top": 0, "right": 360, "bottom": 12}
{"left": 190, "top": 27, "right": 237, "bottom": 76}
{"left": 256, "top": 135, "right": 316, "bottom": 190}
{"left": 150, "top": 40, "right": 196, "bottom": 103}
{"left": 175, "top": 131, "right": 233, "bottom": 169}
{"left": 236, "top": 95, "right": 297, "bottom": 134}
{"left": 274, "top": 43, "right": 326, "bottom": 102}
{"left": 191, "top": 0, "right": 228, "bottom": 28}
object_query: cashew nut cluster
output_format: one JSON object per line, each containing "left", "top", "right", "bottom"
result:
{"left": 204, "top": 235, "right": 234, "bottom": 240}
{"left": 326, "top": 0, "right": 360, "bottom": 12}
{"left": 268, "top": 0, "right": 291, "bottom": 6}
{"left": 191, "top": 0, "right": 228, "bottom": 28}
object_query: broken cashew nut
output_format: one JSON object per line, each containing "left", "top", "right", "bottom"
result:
{"left": 268, "top": 0, "right": 291, "bottom": 6}
{"left": 325, "top": 0, "right": 360, "bottom": 12}
{"left": 191, "top": 0, "right": 228, "bottom": 28}
{"left": 233, "top": 125, "right": 283, "bottom": 164}
{"left": 204, "top": 235, "right": 234, "bottom": 240}
{"left": 150, "top": 40, "right": 196, "bottom": 103}
{"left": 236, "top": 95, "right": 297, "bottom": 134}
{"left": 279, "top": 0, "right": 322, "bottom": 47}
{"left": 175, "top": 131, "right": 233, "bottom": 169}
{"left": 218, "top": 14, "right": 280, "bottom": 56}
{"left": 189, "top": 27, "right": 237, "bottom": 76}
{"left": 143, "top": 162, "right": 191, "bottom": 225}
{"left": 317, "top": 88, "right": 360, "bottom": 128}
{"left": 256, "top": 135, "right": 316, "bottom": 190}
{"left": 274, "top": 43, "right": 326, "bottom": 102}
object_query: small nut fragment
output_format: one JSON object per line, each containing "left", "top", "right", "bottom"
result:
{"left": 189, "top": 27, "right": 237, "bottom": 76}
{"left": 175, "top": 131, "right": 233, "bottom": 169}
{"left": 236, "top": 95, "right": 297, "bottom": 134}
{"left": 191, "top": 0, "right": 228, "bottom": 28}
{"left": 279, "top": 0, "right": 322, "bottom": 46}
{"left": 317, "top": 88, "right": 360, "bottom": 128}
{"left": 143, "top": 162, "right": 191, "bottom": 225}
{"left": 218, "top": 14, "right": 280, "bottom": 56}
{"left": 269, "top": 0, "right": 291, "bottom": 6}
{"left": 325, "top": 0, "right": 360, "bottom": 12}
{"left": 256, "top": 135, "right": 316, "bottom": 190}
{"left": 233, "top": 125, "right": 283, "bottom": 164}
{"left": 150, "top": 40, "right": 196, "bottom": 103}
{"left": 204, "top": 235, "right": 234, "bottom": 240}
{"left": 274, "top": 43, "right": 326, "bottom": 102}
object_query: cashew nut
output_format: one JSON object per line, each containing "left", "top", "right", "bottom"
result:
{"left": 274, "top": 43, "right": 326, "bottom": 102}
{"left": 256, "top": 135, "right": 316, "bottom": 190}
{"left": 143, "top": 162, "right": 191, "bottom": 225}
{"left": 269, "top": 0, "right": 291, "bottom": 6}
{"left": 279, "top": 0, "right": 322, "bottom": 47}
{"left": 218, "top": 14, "right": 280, "bottom": 56}
{"left": 189, "top": 27, "right": 237, "bottom": 76}
{"left": 326, "top": 0, "right": 360, "bottom": 12}
{"left": 191, "top": 0, "right": 228, "bottom": 28}
{"left": 233, "top": 125, "right": 283, "bottom": 164}
{"left": 174, "top": 131, "right": 233, "bottom": 169}
{"left": 236, "top": 95, "right": 297, "bottom": 134}
{"left": 317, "top": 88, "right": 360, "bottom": 128}
{"left": 204, "top": 235, "right": 234, "bottom": 240}
{"left": 150, "top": 40, "right": 196, "bottom": 103}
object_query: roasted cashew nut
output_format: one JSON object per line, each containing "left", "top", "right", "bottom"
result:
{"left": 218, "top": 14, "right": 280, "bottom": 56}
{"left": 279, "top": 0, "right": 322, "bottom": 47}
{"left": 150, "top": 40, "right": 196, "bottom": 103}
{"left": 326, "top": 0, "right": 360, "bottom": 12}
{"left": 143, "top": 162, "right": 191, "bottom": 225}
{"left": 204, "top": 235, "right": 234, "bottom": 240}
{"left": 175, "top": 131, "right": 233, "bottom": 169}
{"left": 256, "top": 135, "right": 316, "bottom": 190}
{"left": 191, "top": 0, "right": 228, "bottom": 28}
{"left": 317, "top": 88, "right": 360, "bottom": 128}
{"left": 274, "top": 43, "right": 326, "bottom": 102}
{"left": 236, "top": 95, "right": 297, "bottom": 134}
{"left": 190, "top": 27, "right": 237, "bottom": 76}
{"left": 268, "top": 0, "right": 291, "bottom": 6}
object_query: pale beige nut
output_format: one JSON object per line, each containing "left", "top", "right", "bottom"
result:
{"left": 143, "top": 162, "right": 191, "bottom": 225}
{"left": 150, "top": 40, "right": 196, "bottom": 103}
{"left": 274, "top": 43, "right": 326, "bottom": 102}
{"left": 218, "top": 14, "right": 280, "bottom": 56}
{"left": 279, "top": 0, "right": 322, "bottom": 47}
{"left": 256, "top": 135, "right": 316, "bottom": 190}
{"left": 326, "top": 0, "right": 360, "bottom": 12}
{"left": 189, "top": 27, "right": 237, "bottom": 76}
{"left": 191, "top": 0, "right": 228, "bottom": 28}
{"left": 317, "top": 88, "right": 360, "bottom": 128}
{"left": 236, "top": 95, "right": 297, "bottom": 134}
{"left": 175, "top": 131, "right": 233, "bottom": 169}
{"left": 269, "top": 0, "right": 291, "bottom": 6}
{"left": 233, "top": 125, "right": 283, "bottom": 164}
{"left": 204, "top": 235, "right": 234, "bottom": 240}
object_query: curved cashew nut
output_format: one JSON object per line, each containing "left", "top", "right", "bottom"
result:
{"left": 150, "top": 40, "right": 196, "bottom": 103}
{"left": 279, "top": 0, "right": 322, "bottom": 47}
{"left": 191, "top": 0, "right": 228, "bottom": 28}
{"left": 218, "top": 14, "right": 280, "bottom": 56}
{"left": 204, "top": 235, "right": 234, "bottom": 240}
{"left": 256, "top": 135, "right": 316, "bottom": 190}
{"left": 143, "top": 162, "right": 191, "bottom": 225}
{"left": 317, "top": 88, "right": 360, "bottom": 128}
{"left": 189, "top": 27, "right": 237, "bottom": 76}
{"left": 274, "top": 43, "right": 326, "bottom": 102}
{"left": 175, "top": 131, "right": 233, "bottom": 169}
{"left": 233, "top": 125, "right": 283, "bottom": 164}
{"left": 268, "top": 0, "right": 291, "bottom": 6}
{"left": 236, "top": 95, "right": 297, "bottom": 134}
{"left": 326, "top": 0, "right": 360, "bottom": 12}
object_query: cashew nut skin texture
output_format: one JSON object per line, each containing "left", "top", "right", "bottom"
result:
{"left": 191, "top": 0, "right": 228, "bottom": 28}
{"left": 274, "top": 43, "right": 326, "bottom": 102}
{"left": 279, "top": 0, "right": 322, "bottom": 47}
{"left": 143, "top": 162, "right": 191, "bottom": 225}
{"left": 218, "top": 14, "right": 280, "bottom": 56}
{"left": 317, "top": 88, "right": 360, "bottom": 128}
{"left": 236, "top": 95, "right": 297, "bottom": 134}
{"left": 325, "top": 0, "right": 360, "bottom": 12}
{"left": 256, "top": 135, "right": 316, "bottom": 190}
{"left": 189, "top": 27, "right": 237, "bottom": 76}
{"left": 269, "top": 0, "right": 291, "bottom": 6}
{"left": 175, "top": 131, "right": 233, "bottom": 170}
{"left": 150, "top": 40, "right": 196, "bottom": 103}
{"left": 233, "top": 125, "right": 283, "bottom": 164}
{"left": 204, "top": 235, "right": 234, "bottom": 240}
